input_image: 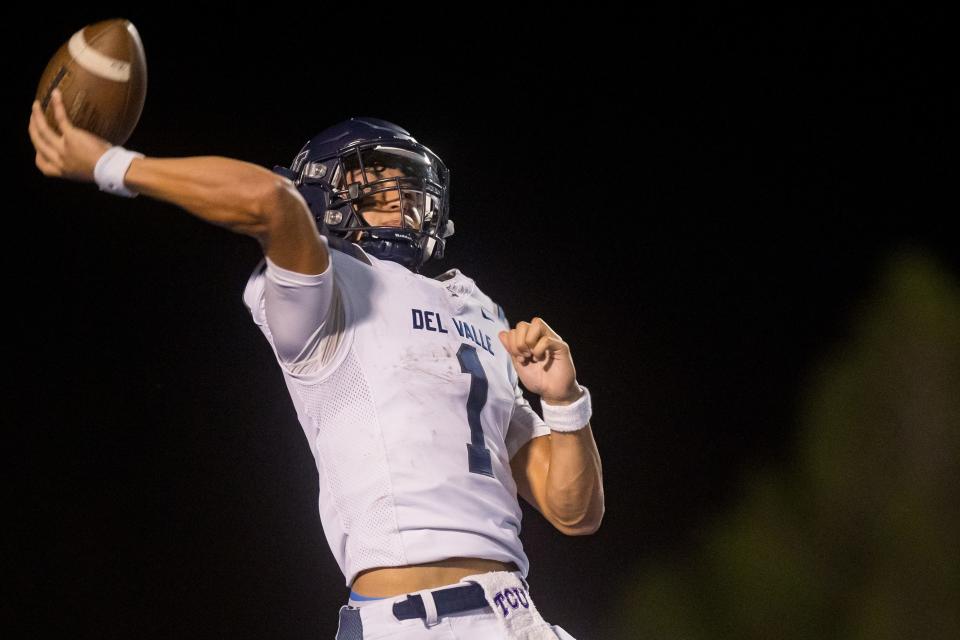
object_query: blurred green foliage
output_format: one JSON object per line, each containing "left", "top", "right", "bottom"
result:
{"left": 615, "top": 248, "right": 960, "bottom": 639}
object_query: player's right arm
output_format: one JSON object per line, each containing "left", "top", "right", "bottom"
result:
{"left": 121, "top": 159, "right": 336, "bottom": 364}
{"left": 30, "top": 89, "right": 333, "bottom": 363}
{"left": 123, "top": 157, "right": 329, "bottom": 275}
{"left": 29, "top": 88, "right": 329, "bottom": 275}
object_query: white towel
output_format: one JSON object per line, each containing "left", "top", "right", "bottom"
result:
{"left": 459, "top": 571, "right": 557, "bottom": 640}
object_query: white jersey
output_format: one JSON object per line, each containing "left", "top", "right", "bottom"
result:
{"left": 241, "top": 239, "right": 550, "bottom": 587}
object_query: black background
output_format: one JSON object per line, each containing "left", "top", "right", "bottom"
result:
{"left": 6, "top": 7, "right": 954, "bottom": 639}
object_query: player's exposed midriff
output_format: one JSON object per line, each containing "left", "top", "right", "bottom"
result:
{"left": 351, "top": 557, "right": 520, "bottom": 597}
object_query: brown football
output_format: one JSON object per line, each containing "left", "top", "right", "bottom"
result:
{"left": 35, "top": 18, "right": 147, "bottom": 145}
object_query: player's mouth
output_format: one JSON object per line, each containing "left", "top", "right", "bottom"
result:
{"left": 403, "top": 209, "right": 422, "bottom": 228}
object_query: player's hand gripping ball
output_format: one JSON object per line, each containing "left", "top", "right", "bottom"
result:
{"left": 29, "top": 88, "right": 112, "bottom": 183}
{"left": 498, "top": 318, "right": 583, "bottom": 405}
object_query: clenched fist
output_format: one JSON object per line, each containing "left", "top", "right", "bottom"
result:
{"left": 498, "top": 317, "right": 583, "bottom": 405}
{"left": 28, "top": 88, "right": 111, "bottom": 183}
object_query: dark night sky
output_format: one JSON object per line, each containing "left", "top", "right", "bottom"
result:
{"left": 5, "top": 8, "right": 954, "bottom": 639}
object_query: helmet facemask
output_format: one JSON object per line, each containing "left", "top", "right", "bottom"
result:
{"left": 278, "top": 118, "right": 453, "bottom": 271}
{"left": 315, "top": 143, "right": 449, "bottom": 270}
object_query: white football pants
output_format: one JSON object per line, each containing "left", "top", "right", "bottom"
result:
{"left": 333, "top": 572, "right": 576, "bottom": 639}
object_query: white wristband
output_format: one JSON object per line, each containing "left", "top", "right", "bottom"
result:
{"left": 94, "top": 146, "right": 144, "bottom": 198}
{"left": 541, "top": 385, "right": 592, "bottom": 432}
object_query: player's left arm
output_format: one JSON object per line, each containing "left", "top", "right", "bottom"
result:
{"left": 500, "top": 318, "right": 605, "bottom": 536}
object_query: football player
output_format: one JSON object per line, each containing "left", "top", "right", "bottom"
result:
{"left": 29, "top": 87, "right": 604, "bottom": 639}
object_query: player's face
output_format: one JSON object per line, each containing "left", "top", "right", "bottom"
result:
{"left": 345, "top": 165, "right": 423, "bottom": 230}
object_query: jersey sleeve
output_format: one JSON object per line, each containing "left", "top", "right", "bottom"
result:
{"left": 505, "top": 381, "right": 551, "bottom": 460}
{"left": 242, "top": 235, "right": 337, "bottom": 366}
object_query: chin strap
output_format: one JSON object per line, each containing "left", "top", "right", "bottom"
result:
{"left": 356, "top": 233, "right": 422, "bottom": 271}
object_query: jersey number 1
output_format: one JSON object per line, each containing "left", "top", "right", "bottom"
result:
{"left": 457, "top": 343, "right": 494, "bottom": 477}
